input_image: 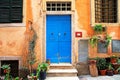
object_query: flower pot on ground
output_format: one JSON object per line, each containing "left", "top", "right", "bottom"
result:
{"left": 99, "top": 70, "right": 107, "bottom": 75}
{"left": 39, "top": 70, "right": 47, "bottom": 80}
{"left": 37, "top": 62, "right": 48, "bottom": 80}
{"left": 88, "top": 58, "right": 98, "bottom": 77}
{"left": 113, "top": 70, "right": 118, "bottom": 74}
{"left": 96, "top": 57, "right": 107, "bottom": 75}
{"left": 106, "top": 63, "right": 114, "bottom": 76}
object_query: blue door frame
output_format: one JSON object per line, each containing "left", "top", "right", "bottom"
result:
{"left": 46, "top": 15, "right": 71, "bottom": 63}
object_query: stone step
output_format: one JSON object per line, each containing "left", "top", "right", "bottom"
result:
{"left": 46, "top": 77, "right": 79, "bottom": 80}
{"left": 47, "top": 69, "right": 78, "bottom": 77}
{"left": 50, "top": 63, "right": 74, "bottom": 69}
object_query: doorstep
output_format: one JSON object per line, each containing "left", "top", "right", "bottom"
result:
{"left": 46, "top": 77, "right": 79, "bottom": 80}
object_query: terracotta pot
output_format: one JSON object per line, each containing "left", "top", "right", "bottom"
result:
{"left": 99, "top": 70, "right": 106, "bottom": 75}
{"left": 110, "top": 58, "right": 117, "bottom": 64}
{"left": 113, "top": 70, "right": 118, "bottom": 74}
{"left": 88, "top": 60, "right": 96, "bottom": 65}
{"left": 113, "top": 63, "right": 120, "bottom": 70}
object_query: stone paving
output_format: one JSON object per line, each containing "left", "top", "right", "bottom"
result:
{"left": 79, "top": 75, "right": 120, "bottom": 80}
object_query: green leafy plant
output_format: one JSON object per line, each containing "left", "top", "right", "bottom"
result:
{"left": 93, "top": 24, "right": 103, "bottom": 34}
{"left": 104, "top": 34, "right": 112, "bottom": 47}
{"left": 40, "top": 62, "right": 49, "bottom": 72}
{"left": 36, "top": 62, "right": 48, "bottom": 78}
{"left": 1, "top": 64, "right": 10, "bottom": 70}
{"left": 89, "top": 36, "right": 98, "bottom": 47}
{"left": 116, "top": 67, "right": 120, "bottom": 73}
{"left": 96, "top": 57, "right": 107, "bottom": 70}
{"left": 28, "top": 28, "right": 37, "bottom": 74}
{"left": 107, "top": 63, "right": 114, "bottom": 70}
{"left": 15, "top": 77, "right": 19, "bottom": 80}
{"left": 117, "top": 58, "right": 120, "bottom": 64}
{"left": 1, "top": 64, "right": 12, "bottom": 80}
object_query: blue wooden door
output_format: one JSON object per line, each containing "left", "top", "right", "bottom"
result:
{"left": 46, "top": 15, "right": 71, "bottom": 63}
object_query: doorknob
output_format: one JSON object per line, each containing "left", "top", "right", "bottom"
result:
{"left": 58, "top": 33, "right": 61, "bottom": 36}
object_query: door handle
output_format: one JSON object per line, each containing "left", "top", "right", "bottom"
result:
{"left": 58, "top": 33, "right": 61, "bottom": 36}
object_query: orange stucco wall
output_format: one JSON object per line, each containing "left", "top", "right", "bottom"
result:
{"left": 0, "top": 27, "right": 25, "bottom": 56}
{"left": 75, "top": 0, "right": 120, "bottom": 58}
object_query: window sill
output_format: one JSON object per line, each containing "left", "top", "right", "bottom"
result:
{"left": 91, "top": 23, "right": 120, "bottom": 27}
{"left": 0, "top": 23, "right": 25, "bottom": 27}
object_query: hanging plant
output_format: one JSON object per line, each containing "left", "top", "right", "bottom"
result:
{"left": 89, "top": 36, "right": 98, "bottom": 47}
{"left": 104, "top": 34, "right": 112, "bottom": 47}
{"left": 93, "top": 24, "right": 103, "bottom": 34}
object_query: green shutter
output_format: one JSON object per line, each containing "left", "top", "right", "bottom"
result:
{"left": 0, "top": 0, "right": 10, "bottom": 23}
{"left": 11, "top": 0, "right": 23, "bottom": 22}
{"left": 0, "top": 0, "right": 23, "bottom": 23}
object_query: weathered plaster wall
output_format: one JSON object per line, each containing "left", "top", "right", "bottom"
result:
{"left": 0, "top": 27, "right": 25, "bottom": 56}
{"left": 30, "top": 0, "right": 43, "bottom": 63}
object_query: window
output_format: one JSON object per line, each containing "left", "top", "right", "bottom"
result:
{"left": 97, "top": 41, "right": 107, "bottom": 53}
{"left": 95, "top": 0, "right": 117, "bottom": 23}
{"left": 0, "top": 0, "right": 23, "bottom": 23}
{"left": 46, "top": 2, "right": 71, "bottom": 11}
{"left": 112, "top": 40, "right": 120, "bottom": 53}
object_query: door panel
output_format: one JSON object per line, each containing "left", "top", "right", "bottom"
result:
{"left": 46, "top": 15, "right": 71, "bottom": 63}
{"left": 46, "top": 42, "right": 59, "bottom": 63}
{"left": 59, "top": 42, "right": 71, "bottom": 63}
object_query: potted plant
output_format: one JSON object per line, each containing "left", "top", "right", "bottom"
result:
{"left": 106, "top": 63, "right": 114, "bottom": 76}
{"left": 89, "top": 36, "right": 98, "bottom": 47}
{"left": 37, "top": 62, "right": 48, "bottom": 80}
{"left": 116, "top": 66, "right": 120, "bottom": 74}
{"left": 1, "top": 64, "right": 12, "bottom": 80}
{"left": 93, "top": 24, "right": 103, "bottom": 34}
{"left": 88, "top": 58, "right": 98, "bottom": 77}
{"left": 40, "top": 62, "right": 48, "bottom": 80}
{"left": 96, "top": 57, "right": 107, "bottom": 75}
{"left": 113, "top": 58, "right": 120, "bottom": 74}
{"left": 104, "top": 34, "right": 112, "bottom": 48}
{"left": 110, "top": 55, "right": 118, "bottom": 64}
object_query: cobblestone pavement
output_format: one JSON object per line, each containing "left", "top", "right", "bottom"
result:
{"left": 79, "top": 75, "right": 120, "bottom": 80}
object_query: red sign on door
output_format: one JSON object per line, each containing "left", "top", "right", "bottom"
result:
{"left": 75, "top": 32, "right": 82, "bottom": 38}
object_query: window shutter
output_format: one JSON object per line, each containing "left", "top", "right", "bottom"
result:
{"left": 11, "top": 0, "right": 23, "bottom": 22}
{"left": 0, "top": 0, "right": 10, "bottom": 23}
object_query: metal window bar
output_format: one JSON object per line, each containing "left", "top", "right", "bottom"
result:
{"left": 95, "top": 0, "right": 117, "bottom": 23}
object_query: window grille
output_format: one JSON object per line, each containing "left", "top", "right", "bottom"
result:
{"left": 46, "top": 2, "right": 71, "bottom": 11}
{"left": 95, "top": 0, "right": 117, "bottom": 23}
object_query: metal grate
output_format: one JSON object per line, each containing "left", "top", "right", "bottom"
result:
{"left": 95, "top": 0, "right": 117, "bottom": 23}
{"left": 46, "top": 2, "right": 71, "bottom": 11}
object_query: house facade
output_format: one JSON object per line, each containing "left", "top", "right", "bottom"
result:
{"left": 0, "top": 0, "right": 120, "bottom": 76}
